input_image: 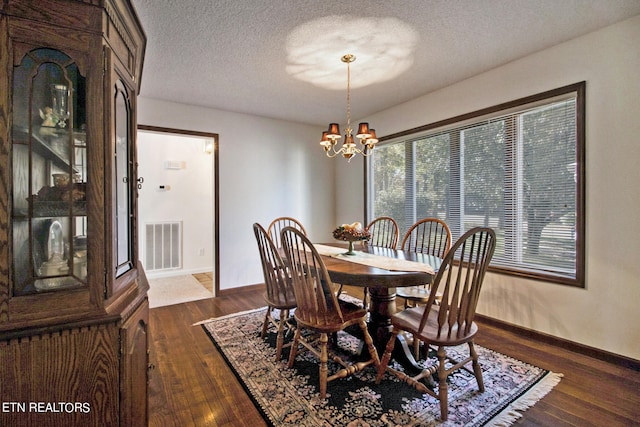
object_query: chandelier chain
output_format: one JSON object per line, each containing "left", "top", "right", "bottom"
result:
{"left": 346, "top": 59, "right": 351, "bottom": 133}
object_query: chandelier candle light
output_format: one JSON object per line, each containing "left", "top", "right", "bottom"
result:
{"left": 320, "top": 54, "right": 379, "bottom": 161}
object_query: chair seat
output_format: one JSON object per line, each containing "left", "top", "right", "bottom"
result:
{"left": 397, "top": 286, "right": 442, "bottom": 304}
{"left": 295, "top": 299, "right": 367, "bottom": 334}
{"left": 263, "top": 290, "right": 297, "bottom": 310}
{"left": 391, "top": 305, "right": 478, "bottom": 346}
{"left": 397, "top": 285, "right": 431, "bottom": 301}
{"left": 338, "top": 299, "right": 368, "bottom": 321}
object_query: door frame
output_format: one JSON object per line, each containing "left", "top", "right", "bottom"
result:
{"left": 137, "top": 124, "right": 220, "bottom": 296}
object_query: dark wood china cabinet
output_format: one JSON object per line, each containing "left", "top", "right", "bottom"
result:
{"left": 0, "top": 1, "right": 148, "bottom": 425}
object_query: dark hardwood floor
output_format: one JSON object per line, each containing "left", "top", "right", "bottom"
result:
{"left": 149, "top": 286, "right": 640, "bottom": 427}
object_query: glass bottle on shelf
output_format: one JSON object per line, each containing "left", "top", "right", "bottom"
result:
{"left": 11, "top": 48, "right": 88, "bottom": 295}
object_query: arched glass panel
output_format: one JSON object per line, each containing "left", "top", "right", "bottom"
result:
{"left": 11, "top": 48, "right": 87, "bottom": 295}
{"left": 114, "top": 80, "right": 133, "bottom": 277}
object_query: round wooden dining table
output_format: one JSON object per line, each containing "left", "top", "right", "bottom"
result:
{"left": 319, "top": 243, "right": 442, "bottom": 372}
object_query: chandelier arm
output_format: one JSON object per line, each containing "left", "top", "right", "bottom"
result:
{"left": 354, "top": 146, "right": 373, "bottom": 156}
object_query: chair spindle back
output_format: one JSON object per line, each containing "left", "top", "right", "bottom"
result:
{"left": 253, "top": 223, "right": 296, "bottom": 307}
{"left": 401, "top": 218, "right": 451, "bottom": 258}
{"left": 280, "top": 226, "right": 344, "bottom": 327}
{"left": 418, "top": 227, "right": 496, "bottom": 340}
{"left": 267, "top": 216, "right": 307, "bottom": 249}
{"left": 366, "top": 216, "right": 399, "bottom": 249}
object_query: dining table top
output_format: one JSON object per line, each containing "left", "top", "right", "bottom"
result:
{"left": 317, "top": 242, "right": 442, "bottom": 289}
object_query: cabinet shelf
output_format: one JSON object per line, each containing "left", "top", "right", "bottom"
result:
{"left": 13, "top": 200, "right": 87, "bottom": 220}
{"left": 32, "top": 200, "right": 87, "bottom": 218}
{"left": 13, "top": 126, "right": 80, "bottom": 172}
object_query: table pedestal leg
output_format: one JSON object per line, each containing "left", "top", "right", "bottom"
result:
{"left": 368, "top": 287, "right": 423, "bottom": 375}
{"left": 367, "top": 287, "right": 394, "bottom": 353}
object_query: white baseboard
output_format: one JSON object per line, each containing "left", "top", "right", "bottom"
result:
{"left": 146, "top": 266, "right": 213, "bottom": 280}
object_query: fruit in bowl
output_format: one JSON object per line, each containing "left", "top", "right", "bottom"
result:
{"left": 341, "top": 221, "right": 363, "bottom": 232}
{"left": 333, "top": 222, "right": 370, "bottom": 241}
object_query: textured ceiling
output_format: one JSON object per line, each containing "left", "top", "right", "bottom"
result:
{"left": 132, "top": 0, "right": 640, "bottom": 127}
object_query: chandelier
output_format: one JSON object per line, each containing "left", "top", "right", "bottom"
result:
{"left": 320, "top": 54, "right": 378, "bottom": 161}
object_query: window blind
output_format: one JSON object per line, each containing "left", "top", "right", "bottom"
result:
{"left": 368, "top": 83, "right": 584, "bottom": 285}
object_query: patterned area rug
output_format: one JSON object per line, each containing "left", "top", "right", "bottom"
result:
{"left": 200, "top": 308, "right": 561, "bottom": 426}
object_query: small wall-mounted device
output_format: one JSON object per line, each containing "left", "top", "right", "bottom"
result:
{"left": 164, "top": 160, "right": 185, "bottom": 170}
{"left": 158, "top": 185, "right": 171, "bottom": 191}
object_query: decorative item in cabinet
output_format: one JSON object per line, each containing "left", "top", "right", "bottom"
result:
{"left": 34, "top": 220, "right": 83, "bottom": 292}
{"left": 73, "top": 127, "right": 87, "bottom": 146}
{"left": 30, "top": 180, "right": 87, "bottom": 217}
{"left": 18, "top": 176, "right": 88, "bottom": 294}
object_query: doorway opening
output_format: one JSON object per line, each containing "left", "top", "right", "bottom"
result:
{"left": 137, "top": 125, "right": 219, "bottom": 299}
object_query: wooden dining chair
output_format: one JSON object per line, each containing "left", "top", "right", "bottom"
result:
{"left": 397, "top": 218, "right": 452, "bottom": 357}
{"left": 400, "top": 217, "right": 451, "bottom": 256}
{"left": 267, "top": 216, "right": 307, "bottom": 249}
{"left": 375, "top": 227, "right": 496, "bottom": 421}
{"left": 280, "top": 226, "right": 380, "bottom": 399}
{"left": 253, "top": 223, "right": 297, "bottom": 361}
{"left": 365, "top": 216, "right": 399, "bottom": 249}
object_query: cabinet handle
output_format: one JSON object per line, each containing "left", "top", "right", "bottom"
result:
{"left": 148, "top": 363, "right": 155, "bottom": 371}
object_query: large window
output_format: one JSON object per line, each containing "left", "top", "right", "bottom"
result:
{"left": 367, "top": 82, "right": 585, "bottom": 286}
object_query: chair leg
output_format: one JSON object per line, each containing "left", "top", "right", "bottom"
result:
{"left": 261, "top": 306, "right": 272, "bottom": 338}
{"left": 359, "top": 320, "right": 380, "bottom": 367}
{"left": 319, "top": 333, "right": 329, "bottom": 399}
{"left": 436, "top": 346, "right": 449, "bottom": 421}
{"left": 376, "top": 328, "right": 399, "bottom": 383}
{"left": 274, "top": 308, "right": 289, "bottom": 361}
{"left": 468, "top": 341, "right": 485, "bottom": 392}
{"left": 413, "top": 334, "right": 421, "bottom": 360}
{"left": 287, "top": 328, "right": 301, "bottom": 368}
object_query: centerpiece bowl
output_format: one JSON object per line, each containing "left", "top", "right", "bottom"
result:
{"left": 332, "top": 222, "right": 371, "bottom": 255}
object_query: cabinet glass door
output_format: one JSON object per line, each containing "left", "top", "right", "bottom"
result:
{"left": 114, "top": 80, "right": 133, "bottom": 277}
{"left": 11, "top": 48, "right": 88, "bottom": 295}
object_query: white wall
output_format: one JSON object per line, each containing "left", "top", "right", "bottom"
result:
{"left": 137, "top": 99, "right": 335, "bottom": 291}
{"left": 137, "top": 131, "right": 214, "bottom": 278}
{"left": 337, "top": 15, "right": 640, "bottom": 360}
